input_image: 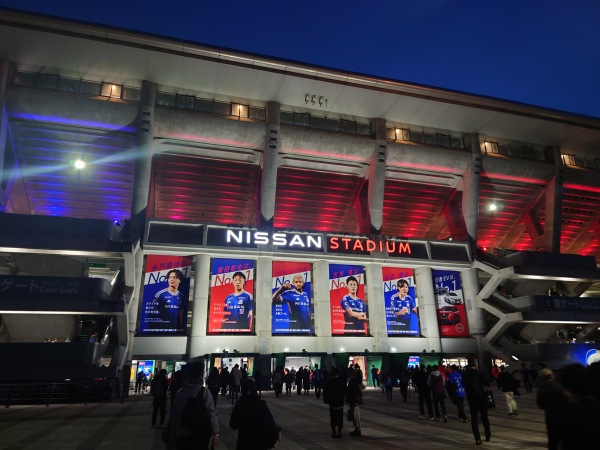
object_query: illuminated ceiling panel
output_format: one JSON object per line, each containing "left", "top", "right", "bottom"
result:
{"left": 382, "top": 179, "right": 454, "bottom": 239}
{"left": 152, "top": 154, "right": 259, "bottom": 225}
{"left": 274, "top": 168, "right": 363, "bottom": 232}
{"left": 477, "top": 177, "right": 544, "bottom": 251}
{"left": 9, "top": 121, "right": 135, "bottom": 221}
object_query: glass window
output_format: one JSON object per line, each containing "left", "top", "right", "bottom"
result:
{"left": 280, "top": 111, "right": 294, "bottom": 125}
{"left": 437, "top": 134, "right": 450, "bottom": 147}
{"left": 195, "top": 98, "right": 213, "bottom": 113}
{"left": 450, "top": 136, "right": 463, "bottom": 148}
{"left": 357, "top": 122, "right": 371, "bottom": 136}
{"left": 340, "top": 120, "right": 356, "bottom": 134}
{"left": 310, "top": 116, "right": 327, "bottom": 130}
{"left": 498, "top": 144, "right": 510, "bottom": 156}
{"left": 294, "top": 113, "right": 310, "bottom": 127}
{"left": 157, "top": 92, "right": 176, "bottom": 107}
{"left": 510, "top": 145, "right": 523, "bottom": 158}
{"left": 424, "top": 132, "right": 437, "bottom": 145}
{"left": 14, "top": 71, "right": 37, "bottom": 86}
{"left": 248, "top": 106, "right": 265, "bottom": 121}
{"left": 36, "top": 73, "right": 59, "bottom": 89}
{"left": 325, "top": 118, "right": 340, "bottom": 132}
{"left": 213, "top": 101, "right": 230, "bottom": 116}
{"left": 122, "top": 87, "right": 141, "bottom": 101}
{"left": 57, "top": 77, "right": 80, "bottom": 93}
{"left": 410, "top": 131, "right": 423, "bottom": 143}
{"left": 79, "top": 80, "right": 101, "bottom": 95}
{"left": 176, "top": 94, "right": 194, "bottom": 109}
{"left": 522, "top": 147, "right": 534, "bottom": 159}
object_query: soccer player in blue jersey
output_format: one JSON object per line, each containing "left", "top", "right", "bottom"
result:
{"left": 388, "top": 279, "right": 418, "bottom": 334}
{"left": 222, "top": 271, "right": 253, "bottom": 331}
{"left": 272, "top": 275, "right": 312, "bottom": 333}
{"left": 153, "top": 269, "right": 185, "bottom": 331}
{"left": 341, "top": 276, "right": 367, "bottom": 333}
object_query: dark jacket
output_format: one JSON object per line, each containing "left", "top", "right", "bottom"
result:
{"left": 346, "top": 376, "right": 362, "bottom": 407}
{"left": 323, "top": 374, "right": 346, "bottom": 407}
{"left": 230, "top": 394, "right": 276, "bottom": 450}
{"left": 462, "top": 366, "right": 488, "bottom": 405}
{"left": 497, "top": 371, "right": 516, "bottom": 393}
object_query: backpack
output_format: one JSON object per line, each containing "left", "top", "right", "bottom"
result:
{"left": 258, "top": 400, "right": 281, "bottom": 449}
{"left": 179, "top": 387, "right": 213, "bottom": 443}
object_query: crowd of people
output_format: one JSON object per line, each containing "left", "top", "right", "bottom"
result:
{"left": 143, "top": 358, "right": 599, "bottom": 449}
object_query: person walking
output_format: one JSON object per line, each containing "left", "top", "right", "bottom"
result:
{"left": 231, "top": 364, "right": 242, "bottom": 404}
{"left": 169, "top": 370, "right": 184, "bottom": 411}
{"left": 427, "top": 364, "right": 448, "bottom": 422}
{"left": 219, "top": 366, "right": 229, "bottom": 397}
{"left": 272, "top": 366, "right": 283, "bottom": 398}
{"left": 520, "top": 363, "right": 532, "bottom": 393}
{"left": 414, "top": 364, "right": 434, "bottom": 420}
{"left": 230, "top": 378, "right": 280, "bottom": 450}
{"left": 497, "top": 365, "right": 519, "bottom": 416}
{"left": 323, "top": 367, "right": 346, "bottom": 438}
{"left": 150, "top": 368, "right": 169, "bottom": 428}
{"left": 167, "top": 361, "right": 219, "bottom": 450}
{"left": 346, "top": 366, "right": 363, "bottom": 436}
{"left": 313, "top": 364, "right": 323, "bottom": 400}
{"left": 536, "top": 368, "right": 566, "bottom": 450}
{"left": 447, "top": 364, "right": 467, "bottom": 422}
{"left": 462, "top": 358, "right": 491, "bottom": 446}
{"left": 206, "top": 366, "right": 220, "bottom": 406}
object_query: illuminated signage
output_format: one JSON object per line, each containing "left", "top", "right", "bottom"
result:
{"left": 226, "top": 230, "right": 322, "bottom": 248}
{"left": 327, "top": 236, "right": 412, "bottom": 256}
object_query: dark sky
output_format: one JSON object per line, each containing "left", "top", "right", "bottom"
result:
{"left": 2, "top": 0, "right": 600, "bottom": 118}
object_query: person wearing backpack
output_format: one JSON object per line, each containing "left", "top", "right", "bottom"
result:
{"left": 151, "top": 369, "right": 169, "bottom": 428}
{"left": 166, "top": 361, "right": 219, "bottom": 450}
{"left": 230, "top": 378, "right": 280, "bottom": 450}
{"left": 427, "top": 364, "right": 448, "bottom": 422}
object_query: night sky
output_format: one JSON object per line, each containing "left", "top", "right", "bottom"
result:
{"left": 1, "top": 0, "right": 600, "bottom": 118}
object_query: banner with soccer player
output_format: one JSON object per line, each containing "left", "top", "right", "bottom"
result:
{"left": 138, "top": 255, "right": 193, "bottom": 335}
{"left": 382, "top": 267, "right": 419, "bottom": 336}
{"left": 329, "top": 264, "right": 368, "bottom": 335}
{"left": 432, "top": 269, "right": 469, "bottom": 337}
{"left": 272, "top": 261, "right": 312, "bottom": 335}
{"left": 208, "top": 258, "right": 255, "bottom": 333}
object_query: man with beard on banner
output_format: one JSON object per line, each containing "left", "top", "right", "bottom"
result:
{"left": 272, "top": 275, "right": 311, "bottom": 332}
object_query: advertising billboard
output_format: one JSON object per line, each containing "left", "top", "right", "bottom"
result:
{"left": 382, "top": 267, "right": 420, "bottom": 336}
{"left": 329, "top": 264, "right": 368, "bottom": 335}
{"left": 138, "top": 255, "right": 193, "bottom": 335}
{"left": 208, "top": 258, "right": 254, "bottom": 333}
{"left": 272, "top": 261, "right": 313, "bottom": 335}
{"left": 432, "top": 269, "right": 469, "bottom": 337}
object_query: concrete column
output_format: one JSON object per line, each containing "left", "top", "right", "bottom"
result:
{"left": 368, "top": 118, "right": 387, "bottom": 233}
{"left": 189, "top": 254, "right": 211, "bottom": 358}
{"left": 462, "top": 133, "right": 482, "bottom": 252}
{"left": 313, "top": 260, "right": 332, "bottom": 351}
{"left": 414, "top": 267, "right": 441, "bottom": 352}
{"left": 0, "top": 60, "right": 16, "bottom": 210}
{"left": 255, "top": 256, "right": 273, "bottom": 354}
{"left": 544, "top": 147, "right": 564, "bottom": 253}
{"left": 126, "top": 81, "right": 156, "bottom": 363}
{"left": 365, "top": 263, "right": 389, "bottom": 352}
{"left": 261, "top": 102, "right": 280, "bottom": 227}
{"left": 130, "top": 80, "right": 157, "bottom": 237}
{"left": 461, "top": 268, "right": 486, "bottom": 335}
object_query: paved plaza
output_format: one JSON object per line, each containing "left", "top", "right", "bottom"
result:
{"left": 0, "top": 386, "right": 548, "bottom": 449}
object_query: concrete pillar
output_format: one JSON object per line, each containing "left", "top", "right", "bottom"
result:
{"left": 189, "top": 254, "right": 211, "bottom": 358}
{"left": 126, "top": 81, "right": 156, "bottom": 363}
{"left": 368, "top": 118, "right": 387, "bottom": 233}
{"left": 544, "top": 147, "right": 564, "bottom": 253}
{"left": 0, "top": 60, "right": 16, "bottom": 210}
{"left": 414, "top": 267, "right": 441, "bottom": 351}
{"left": 313, "top": 260, "right": 332, "bottom": 351}
{"left": 261, "top": 102, "right": 280, "bottom": 227}
{"left": 365, "top": 263, "right": 389, "bottom": 352}
{"left": 462, "top": 133, "right": 482, "bottom": 252}
{"left": 130, "top": 80, "right": 157, "bottom": 236}
{"left": 255, "top": 256, "right": 273, "bottom": 354}
{"left": 461, "top": 268, "right": 486, "bottom": 335}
